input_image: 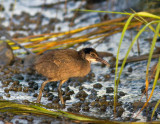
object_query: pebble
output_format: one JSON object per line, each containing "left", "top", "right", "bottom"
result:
{"left": 6, "top": 93, "right": 10, "bottom": 98}
{"left": 4, "top": 88, "right": 9, "bottom": 93}
{"left": 106, "top": 87, "right": 114, "bottom": 93}
{"left": 116, "top": 107, "right": 125, "bottom": 117}
{"left": 93, "top": 83, "right": 102, "bottom": 89}
{"left": 82, "top": 106, "right": 90, "bottom": 112}
{"left": 75, "top": 90, "right": 88, "bottom": 99}
{"left": 119, "top": 91, "right": 126, "bottom": 96}
{"left": 72, "top": 102, "right": 82, "bottom": 107}
{"left": 33, "top": 93, "right": 38, "bottom": 97}
{"left": 128, "top": 67, "right": 133, "bottom": 72}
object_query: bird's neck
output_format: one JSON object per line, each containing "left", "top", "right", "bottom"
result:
{"left": 78, "top": 50, "right": 86, "bottom": 60}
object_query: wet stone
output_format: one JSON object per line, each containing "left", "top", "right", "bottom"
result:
{"left": 26, "top": 116, "right": 34, "bottom": 122}
{"left": 110, "top": 69, "right": 115, "bottom": 74}
{"left": 124, "top": 117, "right": 131, "bottom": 121}
{"left": 82, "top": 106, "right": 90, "bottom": 112}
{"left": 99, "top": 101, "right": 109, "bottom": 106}
{"left": 79, "top": 86, "right": 84, "bottom": 90}
{"left": 48, "top": 95, "right": 54, "bottom": 101}
{"left": 83, "top": 102, "right": 90, "bottom": 106}
{"left": 116, "top": 107, "right": 125, "bottom": 117}
{"left": 97, "top": 76, "right": 102, "bottom": 81}
{"left": 14, "top": 74, "right": 24, "bottom": 80}
{"left": 33, "top": 83, "right": 38, "bottom": 90}
{"left": 67, "top": 107, "right": 80, "bottom": 113}
{"left": 132, "top": 101, "right": 144, "bottom": 109}
{"left": 100, "top": 95, "right": 107, "bottom": 101}
{"left": 4, "top": 88, "right": 9, "bottom": 93}
{"left": 103, "top": 74, "right": 111, "bottom": 81}
{"left": 106, "top": 95, "right": 114, "bottom": 101}
{"left": 91, "top": 89, "right": 97, "bottom": 95}
{"left": 65, "top": 87, "right": 70, "bottom": 92}
{"left": 90, "top": 72, "right": 95, "bottom": 77}
{"left": 13, "top": 80, "right": 20, "bottom": 86}
{"left": 93, "top": 83, "right": 102, "bottom": 89}
{"left": 22, "top": 100, "right": 30, "bottom": 104}
{"left": 73, "top": 82, "right": 80, "bottom": 87}
{"left": 90, "top": 101, "right": 100, "bottom": 107}
{"left": 52, "top": 103, "right": 61, "bottom": 109}
{"left": 68, "top": 90, "right": 74, "bottom": 95}
{"left": 52, "top": 98, "right": 60, "bottom": 103}
{"left": 28, "top": 88, "right": 35, "bottom": 92}
{"left": 16, "top": 86, "right": 22, "bottom": 92}
{"left": 128, "top": 67, "right": 133, "bottom": 72}
{"left": 72, "top": 102, "right": 82, "bottom": 107}
{"left": 106, "top": 87, "right": 114, "bottom": 93}
{"left": 65, "top": 91, "right": 71, "bottom": 96}
{"left": 44, "top": 86, "right": 50, "bottom": 93}
{"left": 119, "top": 91, "right": 126, "bottom": 96}
{"left": 64, "top": 95, "right": 71, "bottom": 101}
{"left": 39, "top": 120, "right": 52, "bottom": 124}
{"left": 6, "top": 93, "right": 10, "bottom": 98}
{"left": 100, "top": 105, "right": 107, "bottom": 112}
{"left": 28, "top": 81, "right": 35, "bottom": 88}
{"left": 12, "top": 33, "right": 27, "bottom": 39}
{"left": 2, "top": 80, "right": 11, "bottom": 86}
{"left": 23, "top": 87, "right": 29, "bottom": 93}
{"left": 46, "top": 103, "right": 53, "bottom": 109}
{"left": 33, "top": 93, "right": 38, "bottom": 97}
{"left": 75, "top": 90, "right": 88, "bottom": 99}
{"left": 13, "top": 87, "right": 18, "bottom": 92}
{"left": 3, "top": 69, "right": 10, "bottom": 74}
{"left": 88, "top": 94, "right": 97, "bottom": 100}
{"left": 80, "top": 97, "right": 86, "bottom": 101}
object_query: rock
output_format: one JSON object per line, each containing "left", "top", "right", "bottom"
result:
{"left": 128, "top": 67, "right": 133, "bottom": 72}
{"left": 75, "top": 90, "right": 88, "bottom": 99}
{"left": 93, "top": 83, "right": 102, "bottom": 89}
{"left": 14, "top": 74, "right": 24, "bottom": 80}
{"left": 106, "top": 87, "right": 114, "bottom": 93}
{"left": 72, "top": 102, "right": 82, "bottom": 107}
{"left": 117, "top": 107, "right": 125, "bottom": 117}
{"left": 82, "top": 106, "right": 90, "bottom": 111}
{"left": 0, "top": 41, "right": 14, "bottom": 66}
{"left": 119, "top": 91, "right": 126, "bottom": 96}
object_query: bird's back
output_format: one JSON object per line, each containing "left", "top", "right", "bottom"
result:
{"left": 34, "top": 49, "right": 90, "bottom": 81}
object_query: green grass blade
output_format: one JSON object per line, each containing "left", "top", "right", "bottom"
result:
{"left": 75, "top": 9, "right": 160, "bottom": 19}
{"left": 146, "top": 23, "right": 160, "bottom": 79}
{"left": 74, "top": 9, "right": 132, "bottom": 15}
{"left": 0, "top": 100, "right": 120, "bottom": 123}
{"left": 118, "top": 20, "right": 160, "bottom": 83}
{"left": 135, "top": 23, "right": 160, "bottom": 118}
{"left": 114, "top": 14, "right": 135, "bottom": 113}
{"left": 151, "top": 99, "right": 160, "bottom": 120}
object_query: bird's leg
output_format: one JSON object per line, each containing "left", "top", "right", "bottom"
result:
{"left": 36, "top": 80, "right": 51, "bottom": 103}
{"left": 58, "top": 79, "right": 67, "bottom": 105}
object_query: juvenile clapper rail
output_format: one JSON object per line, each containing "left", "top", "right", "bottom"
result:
{"left": 34, "top": 48, "right": 110, "bottom": 105}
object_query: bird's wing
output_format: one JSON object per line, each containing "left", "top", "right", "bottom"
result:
{"left": 34, "top": 49, "right": 82, "bottom": 79}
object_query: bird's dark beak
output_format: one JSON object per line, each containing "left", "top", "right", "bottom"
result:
{"left": 96, "top": 56, "right": 110, "bottom": 67}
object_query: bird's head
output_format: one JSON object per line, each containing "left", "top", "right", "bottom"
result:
{"left": 79, "top": 48, "right": 110, "bottom": 67}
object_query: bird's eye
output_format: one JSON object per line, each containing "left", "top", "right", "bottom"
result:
{"left": 90, "top": 53, "right": 96, "bottom": 57}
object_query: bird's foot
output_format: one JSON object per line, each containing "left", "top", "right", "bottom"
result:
{"left": 36, "top": 97, "right": 41, "bottom": 103}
